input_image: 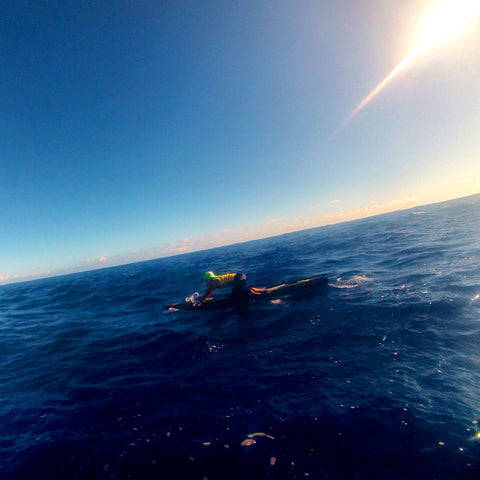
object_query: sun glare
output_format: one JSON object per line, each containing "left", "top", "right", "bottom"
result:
{"left": 328, "top": 0, "right": 480, "bottom": 140}
{"left": 413, "top": 0, "right": 480, "bottom": 57}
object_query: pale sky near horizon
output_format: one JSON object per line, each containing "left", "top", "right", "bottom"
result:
{"left": 2, "top": 0, "right": 480, "bottom": 284}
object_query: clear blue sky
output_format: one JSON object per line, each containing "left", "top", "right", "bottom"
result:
{"left": 2, "top": 0, "right": 479, "bottom": 284}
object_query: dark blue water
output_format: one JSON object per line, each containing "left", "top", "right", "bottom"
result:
{"left": 1, "top": 195, "right": 480, "bottom": 480}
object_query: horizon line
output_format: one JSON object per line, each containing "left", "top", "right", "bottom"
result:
{"left": 2, "top": 192, "right": 478, "bottom": 287}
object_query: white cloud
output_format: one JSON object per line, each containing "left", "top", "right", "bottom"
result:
{"left": 0, "top": 270, "right": 46, "bottom": 285}
{"left": 175, "top": 238, "right": 192, "bottom": 253}
{"left": 250, "top": 194, "right": 423, "bottom": 237}
{"left": 338, "top": 195, "right": 421, "bottom": 221}
{"left": 98, "top": 256, "right": 107, "bottom": 263}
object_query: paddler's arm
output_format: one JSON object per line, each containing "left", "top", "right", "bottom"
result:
{"left": 196, "top": 279, "right": 219, "bottom": 306}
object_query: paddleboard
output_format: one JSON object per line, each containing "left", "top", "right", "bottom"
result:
{"left": 163, "top": 275, "right": 328, "bottom": 310}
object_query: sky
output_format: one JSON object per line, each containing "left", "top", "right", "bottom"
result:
{"left": 1, "top": 0, "right": 480, "bottom": 284}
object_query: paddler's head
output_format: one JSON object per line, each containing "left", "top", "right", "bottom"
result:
{"left": 203, "top": 271, "right": 217, "bottom": 282}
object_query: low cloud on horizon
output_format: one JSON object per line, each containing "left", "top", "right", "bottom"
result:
{"left": 1, "top": 194, "right": 423, "bottom": 285}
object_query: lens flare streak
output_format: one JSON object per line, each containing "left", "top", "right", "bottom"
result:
{"left": 328, "top": 0, "right": 480, "bottom": 140}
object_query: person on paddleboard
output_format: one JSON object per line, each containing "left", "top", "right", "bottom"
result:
{"left": 196, "top": 271, "right": 247, "bottom": 307}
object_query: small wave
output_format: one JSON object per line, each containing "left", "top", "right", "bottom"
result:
{"left": 333, "top": 275, "right": 373, "bottom": 289}
{"left": 165, "top": 307, "right": 180, "bottom": 313}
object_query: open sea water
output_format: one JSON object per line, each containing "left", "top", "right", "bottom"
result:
{"left": 1, "top": 194, "right": 480, "bottom": 480}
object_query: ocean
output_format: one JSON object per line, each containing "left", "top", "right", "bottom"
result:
{"left": 1, "top": 194, "right": 480, "bottom": 480}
